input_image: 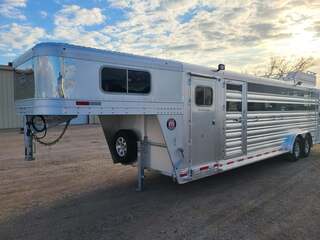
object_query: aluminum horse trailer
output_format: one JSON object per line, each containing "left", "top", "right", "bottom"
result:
{"left": 13, "top": 43, "right": 319, "bottom": 190}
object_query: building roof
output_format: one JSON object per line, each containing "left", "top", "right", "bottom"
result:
{"left": 0, "top": 65, "right": 13, "bottom": 71}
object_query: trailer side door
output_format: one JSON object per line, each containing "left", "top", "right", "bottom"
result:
{"left": 190, "top": 76, "right": 217, "bottom": 166}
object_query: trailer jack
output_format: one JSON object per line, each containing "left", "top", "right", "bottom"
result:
{"left": 24, "top": 116, "right": 34, "bottom": 161}
{"left": 136, "top": 139, "right": 148, "bottom": 192}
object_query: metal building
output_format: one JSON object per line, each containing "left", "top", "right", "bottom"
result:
{"left": 0, "top": 65, "right": 22, "bottom": 129}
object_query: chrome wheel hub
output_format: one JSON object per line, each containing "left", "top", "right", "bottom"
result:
{"left": 116, "top": 137, "right": 127, "bottom": 157}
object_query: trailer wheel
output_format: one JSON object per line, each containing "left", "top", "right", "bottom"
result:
{"left": 112, "top": 130, "right": 138, "bottom": 164}
{"left": 287, "top": 137, "right": 302, "bottom": 161}
{"left": 302, "top": 134, "right": 312, "bottom": 158}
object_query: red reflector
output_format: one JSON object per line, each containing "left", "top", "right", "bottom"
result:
{"left": 227, "top": 161, "right": 234, "bottom": 165}
{"left": 200, "top": 166, "right": 209, "bottom": 171}
{"left": 213, "top": 163, "right": 219, "bottom": 168}
{"left": 180, "top": 172, "right": 188, "bottom": 177}
{"left": 76, "top": 101, "right": 89, "bottom": 106}
{"left": 238, "top": 159, "right": 244, "bottom": 162}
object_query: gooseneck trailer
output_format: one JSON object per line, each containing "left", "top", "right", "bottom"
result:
{"left": 13, "top": 43, "right": 319, "bottom": 189}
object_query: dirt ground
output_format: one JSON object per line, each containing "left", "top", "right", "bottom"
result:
{"left": 1, "top": 125, "right": 320, "bottom": 240}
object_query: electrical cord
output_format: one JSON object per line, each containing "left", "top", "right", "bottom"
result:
{"left": 30, "top": 115, "right": 47, "bottom": 139}
{"left": 28, "top": 115, "right": 70, "bottom": 146}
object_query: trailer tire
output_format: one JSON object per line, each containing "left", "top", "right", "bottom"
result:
{"left": 112, "top": 130, "right": 138, "bottom": 164}
{"left": 302, "top": 134, "right": 312, "bottom": 158}
{"left": 287, "top": 137, "right": 302, "bottom": 162}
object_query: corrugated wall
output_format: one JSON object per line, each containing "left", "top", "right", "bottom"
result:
{"left": 0, "top": 66, "right": 22, "bottom": 129}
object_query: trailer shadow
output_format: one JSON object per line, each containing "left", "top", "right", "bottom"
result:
{"left": 0, "top": 154, "right": 312, "bottom": 240}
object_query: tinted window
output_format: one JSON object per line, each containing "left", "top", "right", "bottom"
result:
{"left": 195, "top": 86, "right": 213, "bottom": 106}
{"left": 204, "top": 88, "right": 213, "bottom": 105}
{"left": 101, "top": 67, "right": 127, "bottom": 93}
{"left": 128, "top": 70, "right": 151, "bottom": 93}
{"left": 227, "top": 84, "right": 242, "bottom": 92}
{"left": 101, "top": 67, "right": 151, "bottom": 94}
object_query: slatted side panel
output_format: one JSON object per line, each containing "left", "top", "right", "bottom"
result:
{"left": 247, "top": 112, "right": 316, "bottom": 152}
{"left": 0, "top": 69, "right": 22, "bottom": 129}
{"left": 225, "top": 90, "right": 242, "bottom": 157}
{"left": 246, "top": 91, "right": 318, "bottom": 153}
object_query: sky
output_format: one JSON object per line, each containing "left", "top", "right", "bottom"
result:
{"left": 0, "top": 0, "right": 319, "bottom": 75}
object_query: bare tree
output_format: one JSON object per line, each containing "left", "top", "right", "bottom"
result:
{"left": 263, "top": 56, "right": 315, "bottom": 79}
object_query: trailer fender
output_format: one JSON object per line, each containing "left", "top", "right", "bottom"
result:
{"left": 282, "top": 130, "right": 309, "bottom": 153}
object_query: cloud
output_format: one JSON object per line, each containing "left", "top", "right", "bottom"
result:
{"left": 53, "top": 26, "right": 112, "bottom": 48}
{"left": 0, "top": 0, "right": 27, "bottom": 20}
{"left": 312, "top": 21, "right": 320, "bottom": 36}
{"left": 249, "top": 23, "right": 291, "bottom": 41}
{"left": 54, "top": 5, "right": 106, "bottom": 27}
{"left": 1, "top": 0, "right": 319, "bottom": 76}
{"left": 40, "top": 10, "right": 48, "bottom": 18}
{"left": 253, "top": 1, "right": 286, "bottom": 20}
{"left": 108, "top": 0, "right": 132, "bottom": 9}
{"left": 99, "top": 0, "right": 320, "bottom": 74}
{"left": 52, "top": 5, "right": 110, "bottom": 49}
{"left": 0, "top": 23, "right": 46, "bottom": 51}
{"left": 166, "top": 43, "right": 199, "bottom": 51}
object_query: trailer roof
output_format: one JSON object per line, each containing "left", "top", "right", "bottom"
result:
{"left": 218, "top": 69, "right": 318, "bottom": 90}
{"left": 13, "top": 42, "right": 183, "bottom": 72}
{"left": 13, "top": 42, "right": 317, "bottom": 90}
{"left": 182, "top": 62, "right": 318, "bottom": 90}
